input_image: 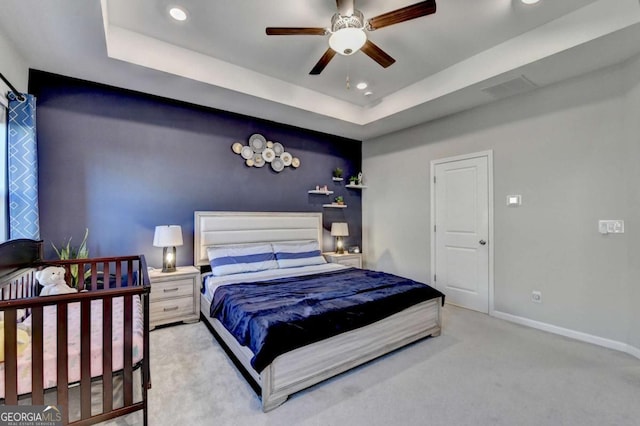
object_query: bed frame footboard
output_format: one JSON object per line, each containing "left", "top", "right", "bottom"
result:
{"left": 259, "top": 298, "right": 441, "bottom": 412}
{"left": 202, "top": 294, "right": 441, "bottom": 412}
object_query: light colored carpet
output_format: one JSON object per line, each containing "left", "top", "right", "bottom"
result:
{"left": 100, "top": 305, "right": 640, "bottom": 426}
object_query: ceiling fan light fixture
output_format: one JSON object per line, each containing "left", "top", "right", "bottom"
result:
{"left": 521, "top": 0, "right": 540, "bottom": 4}
{"left": 329, "top": 9, "right": 366, "bottom": 55}
{"left": 329, "top": 28, "right": 367, "bottom": 55}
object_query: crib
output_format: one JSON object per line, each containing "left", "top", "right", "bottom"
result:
{"left": 0, "top": 239, "right": 151, "bottom": 425}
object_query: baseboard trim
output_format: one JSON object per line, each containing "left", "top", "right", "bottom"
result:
{"left": 626, "top": 344, "right": 640, "bottom": 359}
{"left": 492, "top": 310, "right": 640, "bottom": 360}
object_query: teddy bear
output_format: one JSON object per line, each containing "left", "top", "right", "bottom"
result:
{"left": 36, "top": 266, "right": 77, "bottom": 296}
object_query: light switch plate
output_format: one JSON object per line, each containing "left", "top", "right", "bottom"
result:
{"left": 506, "top": 194, "right": 522, "bottom": 206}
{"left": 598, "top": 220, "right": 624, "bottom": 234}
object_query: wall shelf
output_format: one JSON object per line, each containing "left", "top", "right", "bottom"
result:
{"left": 308, "top": 190, "right": 334, "bottom": 195}
{"left": 323, "top": 204, "right": 347, "bottom": 208}
{"left": 332, "top": 177, "right": 343, "bottom": 181}
{"left": 345, "top": 184, "right": 368, "bottom": 189}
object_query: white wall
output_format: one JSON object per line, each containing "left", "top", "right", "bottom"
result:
{"left": 623, "top": 57, "right": 640, "bottom": 353}
{"left": 0, "top": 27, "right": 28, "bottom": 96}
{"left": 363, "top": 56, "right": 640, "bottom": 352}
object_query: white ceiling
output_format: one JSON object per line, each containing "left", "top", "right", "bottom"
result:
{"left": 1, "top": 0, "right": 640, "bottom": 140}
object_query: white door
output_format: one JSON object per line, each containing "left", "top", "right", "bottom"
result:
{"left": 432, "top": 153, "right": 490, "bottom": 313}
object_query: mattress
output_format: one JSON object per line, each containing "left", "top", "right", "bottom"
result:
{"left": 0, "top": 295, "right": 144, "bottom": 398}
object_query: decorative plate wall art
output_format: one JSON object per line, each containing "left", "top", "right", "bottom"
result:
{"left": 280, "top": 152, "right": 292, "bottom": 166}
{"left": 232, "top": 134, "right": 300, "bottom": 172}
{"left": 232, "top": 142, "right": 243, "bottom": 154}
{"left": 262, "top": 148, "right": 275, "bottom": 162}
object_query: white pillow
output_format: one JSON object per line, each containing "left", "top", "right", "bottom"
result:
{"left": 207, "top": 243, "right": 278, "bottom": 277}
{"left": 272, "top": 240, "right": 327, "bottom": 269}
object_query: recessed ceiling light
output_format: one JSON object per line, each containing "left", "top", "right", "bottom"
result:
{"left": 521, "top": 0, "right": 540, "bottom": 4}
{"left": 356, "top": 82, "right": 368, "bottom": 90}
{"left": 169, "top": 7, "right": 188, "bottom": 21}
{"left": 364, "top": 91, "right": 373, "bottom": 96}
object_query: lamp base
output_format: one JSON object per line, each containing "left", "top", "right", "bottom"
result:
{"left": 161, "top": 246, "right": 177, "bottom": 273}
{"left": 335, "top": 237, "right": 345, "bottom": 254}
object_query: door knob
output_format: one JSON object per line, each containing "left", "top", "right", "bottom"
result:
{"left": 479, "top": 240, "right": 487, "bottom": 245}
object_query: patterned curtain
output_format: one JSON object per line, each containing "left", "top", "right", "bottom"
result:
{"left": 7, "top": 92, "right": 39, "bottom": 239}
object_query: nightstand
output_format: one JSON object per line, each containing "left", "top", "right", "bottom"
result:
{"left": 148, "top": 266, "right": 200, "bottom": 329}
{"left": 323, "top": 252, "right": 362, "bottom": 268}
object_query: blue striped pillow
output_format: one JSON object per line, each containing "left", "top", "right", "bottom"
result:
{"left": 272, "top": 241, "right": 326, "bottom": 269}
{"left": 207, "top": 243, "right": 278, "bottom": 276}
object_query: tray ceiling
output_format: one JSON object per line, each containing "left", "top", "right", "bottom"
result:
{"left": 1, "top": 0, "right": 640, "bottom": 139}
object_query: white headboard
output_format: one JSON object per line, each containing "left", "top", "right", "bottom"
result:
{"left": 194, "top": 211, "right": 323, "bottom": 267}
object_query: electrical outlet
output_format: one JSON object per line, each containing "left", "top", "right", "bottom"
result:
{"left": 598, "top": 220, "right": 624, "bottom": 234}
{"left": 531, "top": 290, "right": 542, "bottom": 303}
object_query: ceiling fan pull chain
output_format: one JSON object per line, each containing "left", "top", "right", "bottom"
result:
{"left": 346, "top": 59, "right": 351, "bottom": 90}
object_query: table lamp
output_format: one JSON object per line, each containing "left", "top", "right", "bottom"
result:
{"left": 153, "top": 225, "right": 183, "bottom": 272}
{"left": 331, "top": 222, "right": 349, "bottom": 254}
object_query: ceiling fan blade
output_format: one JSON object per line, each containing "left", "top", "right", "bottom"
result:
{"left": 360, "top": 40, "right": 396, "bottom": 68}
{"left": 367, "top": 0, "right": 437, "bottom": 31}
{"left": 266, "top": 27, "right": 327, "bottom": 36}
{"left": 336, "top": 0, "right": 355, "bottom": 16}
{"left": 309, "top": 48, "right": 337, "bottom": 75}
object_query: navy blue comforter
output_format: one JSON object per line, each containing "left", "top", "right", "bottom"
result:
{"left": 210, "top": 268, "right": 444, "bottom": 372}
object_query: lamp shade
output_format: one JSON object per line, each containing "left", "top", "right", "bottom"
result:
{"left": 331, "top": 222, "right": 349, "bottom": 237}
{"left": 153, "top": 225, "right": 183, "bottom": 247}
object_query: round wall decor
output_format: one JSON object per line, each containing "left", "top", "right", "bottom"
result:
{"left": 232, "top": 134, "right": 299, "bottom": 173}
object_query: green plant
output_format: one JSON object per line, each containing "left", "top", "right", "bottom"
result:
{"left": 334, "top": 196, "right": 344, "bottom": 204}
{"left": 51, "top": 228, "right": 90, "bottom": 287}
{"left": 349, "top": 175, "right": 358, "bottom": 183}
{"left": 333, "top": 167, "right": 343, "bottom": 178}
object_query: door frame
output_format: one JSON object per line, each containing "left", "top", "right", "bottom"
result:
{"left": 430, "top": 150, "right": 495, "bottom": 314}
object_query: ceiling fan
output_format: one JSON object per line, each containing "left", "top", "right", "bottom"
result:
{"left": 266, "top": 0, "right": 437, "bottom": 75}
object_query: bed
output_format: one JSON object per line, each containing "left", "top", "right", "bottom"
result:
{"left": 0, "top": 239, "right": 151, "bottom": 425}
{"left": 195, "top": 211, "right": 443, "bottom": 412}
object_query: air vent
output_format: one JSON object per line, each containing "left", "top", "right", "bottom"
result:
{"left": 481, "top": 75, "right": 538, "bottom": 99}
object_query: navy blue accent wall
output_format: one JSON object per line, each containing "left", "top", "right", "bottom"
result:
{"left": 29, "top": 70, "right": 362, "bottom": 267}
